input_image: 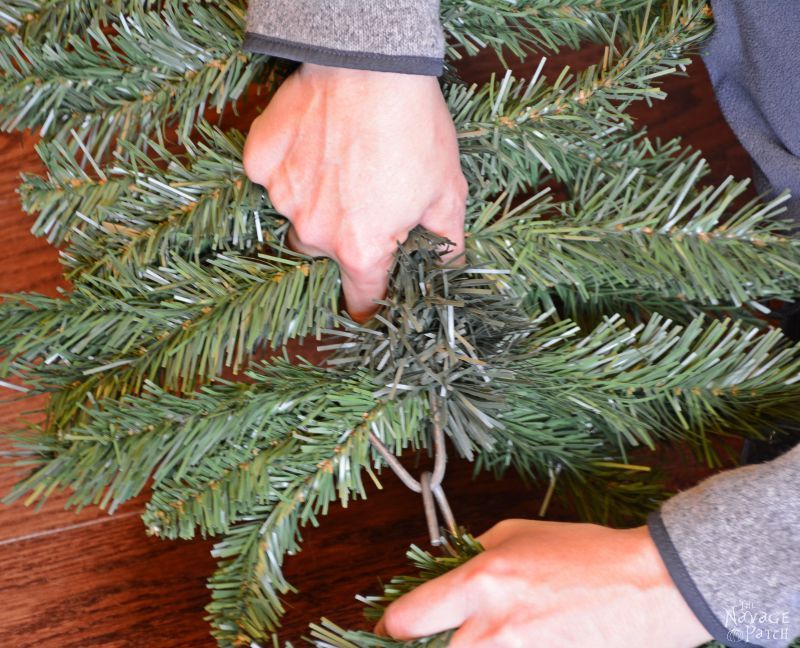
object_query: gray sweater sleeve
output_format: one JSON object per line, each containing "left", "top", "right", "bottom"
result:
{"left": 647, "top": 443, "right": 800, "bottom": 648}
{"left": 701, "top": 0, "right": 800, "bottom": 223}
{"left": 663, "top": 7, "right": 800, "bottom": 640}
{"left": 242, "top": 1, "right": 445, "bottom": 76}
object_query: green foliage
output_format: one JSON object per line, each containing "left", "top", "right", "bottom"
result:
{"left": 452, "top": 0, "right": 713, "bottom": 196}
{"left": 0, "top": 1, "right": 154, "bottom": 42}
{"left": 469, "top": 155, "right": 800, "bottom": 309}
{"left": 0, "top": 0, "right": 271, "bottom": 161}
{"left": 2, "top": 252, "right": 338, "bottom": 397}
{"left": 2, "top": 1, "right": 800, "bottom": 646}
{"left": 20, "top": 123, "right": 258, "bottom": 263}
{"left": 309, "top": 533, "right": 483, "bottom": 647}
{"left": 203, "top": 393, "right": 418, "bottom": 645}
{"left": 441, "top": 0, "right": 652, "bottom": 60}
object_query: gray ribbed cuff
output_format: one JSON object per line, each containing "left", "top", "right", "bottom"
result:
{"left": 647, "top": 511, "right": 764, "bottom": 648}
{"left": 243, "top": 32, "right": 443, "bottom": 76}
{"left": 244, "top": 0, "right": 445, "bottom": 76}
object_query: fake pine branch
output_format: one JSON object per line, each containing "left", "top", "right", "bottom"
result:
{"left": 205, "top": 395, "right": 385, "bottom": 645}
{"left": 20, "top": 123, "right": 258, "bottom": 266}
{"left": 310, "top": 533, "right": 484, "bottom": 648}
{"left": 453, "top": 0, "right": 712, "bottom": 196}
{"left": 441, "top": 0, "right": 652, "bottom": 59}
{"left": 468, "top": 155, "right": 800, "bottom": 312}
{"left": 0, "top": 0, "right": 162, "bottom": 42}
{"left": 1, "top": 254, "right": 339, "bottom": 436}
{"left": 0, "top": 1, "right": 268, "bottom": 161}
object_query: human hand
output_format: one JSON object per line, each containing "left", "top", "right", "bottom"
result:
{"left": 375, "top": 519, "right": 713, "bottom": 648}
{"left": 243, "top": 63, "right": 467, "bottom": 322}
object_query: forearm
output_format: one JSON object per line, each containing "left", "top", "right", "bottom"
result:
{"left": 243, "top": 0, "right": 445, "bottom": 76}
{"left": 647, "top": 443, "right": 800, "bottom": 647}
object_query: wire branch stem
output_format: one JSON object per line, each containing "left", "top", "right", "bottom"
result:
{"left": 367, "top": 395, "right": 456, "bottom": 545}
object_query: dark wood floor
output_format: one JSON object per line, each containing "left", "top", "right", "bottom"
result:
{"left": 0, "top": 44, "right": 754, "bottom": 647}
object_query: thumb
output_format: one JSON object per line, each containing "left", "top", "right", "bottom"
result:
{"left": 449, "top": 616, "right": 491, "bottom": 648}
{"left": 374, "top": 561, "right": 474, "bottom": 640}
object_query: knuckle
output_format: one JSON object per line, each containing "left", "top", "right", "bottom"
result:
{"left": 464, "top": 547, "right": 518, "bottom": 587}
{"left": 241, "top": 145, "right": 261, "bottom": 184}
{"left": 481, "top": 552, "right": 514, "bottom": 578}
{"left": 453, "top": 173, "right": 469, "bottom": 201}
{"left": 291, "top": 217, "right": 320, "bottom": 246}
{"left": 462, "top": 553, "right": 504, "bottom": 592}
{"left": 266, "top": 183, "right": 293, "bottom": 217}
{"left": 336, "top": 242, "right": 393, "bottom": 276}
{"left": 463, "top": 568, "right": 498, "bottom": 599}
{"left": 282, "top": 156, "right": 307, "bottom": 182}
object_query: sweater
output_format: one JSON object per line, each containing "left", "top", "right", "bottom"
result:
{"left": 243, "top": 1, "right": 445, "bottom": 76}
{"left": 701, "top": 0, "right": 800, "bottom": 224}
{"left": 242, "top": 3, "right": 800, "bottom": 646}
{"left": 647, "top": 444, "right": 799, "bottom": 648}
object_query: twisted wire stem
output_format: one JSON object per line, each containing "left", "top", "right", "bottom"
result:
{"left": 367, "top": 394, "right": 457, "bottom": 547}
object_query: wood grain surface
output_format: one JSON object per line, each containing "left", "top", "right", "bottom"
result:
{"left": 0, "top": 44, "right": 753, "bottom": 647}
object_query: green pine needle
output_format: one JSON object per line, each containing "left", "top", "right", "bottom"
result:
{"left": 308, "top": 532, "right": 483, "bottom": 648}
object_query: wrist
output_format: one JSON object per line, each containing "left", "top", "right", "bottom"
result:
{"left": 629, "top": 525, "right": 714, "bottom": 645}
{"left": 301, "top": 62, "right": 367, "bottom": 78}
{"left": 300, "top": 62, "right": 434, "bottom": 82}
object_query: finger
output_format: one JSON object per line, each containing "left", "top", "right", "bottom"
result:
{"left": 475, "top": 519, "right": 531, "bottom": 550}
{"left": 286, "top": 224, "right": 326, "bottom": 258}
{"left": 339, "top": 263, "right": 390, "bottom": 323}
{"left": 449, "top": 616, "right": 491, "bottom": 648}
{"left": 373, "top": 616, "right": 387, "bottom": 637}
{"left": 332, "top": 226, "right": 397, "bottom": 322}
{"left": 375, "top": 562, "right": 474, "bottom": 640}
{"left": 265, "top": 176, "right": 297, "bottom": 220}
{"left": 242, "top": 108, "right": 294, "bottom": 187}
{"left": 419, "top": 188, "right": 467, "bottom": 265}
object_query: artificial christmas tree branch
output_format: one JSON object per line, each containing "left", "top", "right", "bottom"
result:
{"left": 0, "top": 1, "right": 267, "bottom": 162}
{"left": 441, "top": 0, "right": 652, "bottom": 60}
{"left": 6, "top": 235, "right": 800, "bottom": 644}
{"left": 204, "top": 395, "right": 397, "bottom": 645}
{"left": 469, "top": 163, "right": 799, "bottom": 308}
{"left": 454, "top": 0, "right": 712, "bottom": 196}
{"left": 0, "top": 0, "right": 163, "bottom": 42}
{"left": 20, "top": 124, "right": 258, "bottom": 263}
{"left": 2, "top": 253, "right": 338, "bottom": 392}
